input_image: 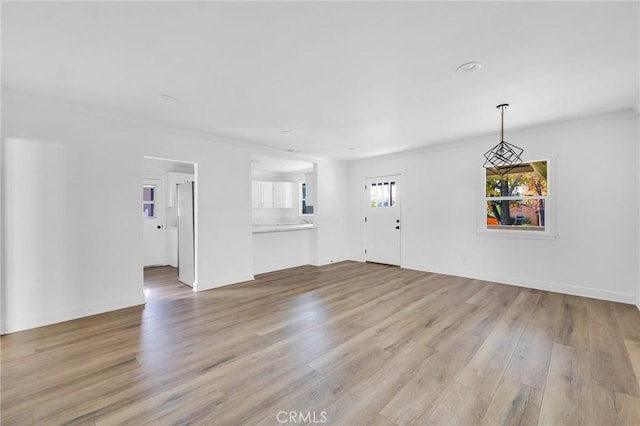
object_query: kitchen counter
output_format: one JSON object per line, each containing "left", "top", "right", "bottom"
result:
{"left": 252, "top": 223, "right": 316, "bottom": 234}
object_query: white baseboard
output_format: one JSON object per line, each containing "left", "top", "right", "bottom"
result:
{"left": 252, "top": 259, "right": 311, "bottom": 276}
{"left": 196, "top": 273, "right": 256, "bottom": 291}
{"left": 311, "top": 256, "right": 350, "bottom": 267}
{"left": 1, "top": 293, "right": 146, "bottom": 335}
{"left": 403, "top": 262, "right": 638, "bottom": 306}
{"left": 251, "top": 256, "right": 350, "bottom": 275}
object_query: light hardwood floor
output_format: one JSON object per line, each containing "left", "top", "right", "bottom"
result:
{"left": 1, "top": 262, "right": 639, "bottom": 425}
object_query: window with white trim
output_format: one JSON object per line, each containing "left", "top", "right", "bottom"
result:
{"left": 485, "top": 161, "right": 548, "bottom": 231}
{"left": 370, "top": 180, "right": 397, "bottom": 208}
{"left": 143, "top": 184, "right": 156, "bottom": 218}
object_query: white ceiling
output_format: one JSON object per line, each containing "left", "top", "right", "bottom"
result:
{"left": 251, "top": 154, "right": 314, "bottom": 174}
{"left": 2, "top": 2, "right": 638, "bottom": 161}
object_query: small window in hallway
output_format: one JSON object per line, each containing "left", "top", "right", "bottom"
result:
{"left": 143, "top": 184, "right": 156, "bottom": 218}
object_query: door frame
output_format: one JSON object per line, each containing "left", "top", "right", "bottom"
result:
{"left": 362, "top": 173, "right": 403, "bottom": 266}
{"left": 143, "top": 156, "right": 199, "bottom": 291}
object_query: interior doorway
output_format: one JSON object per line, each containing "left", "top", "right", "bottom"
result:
{"left": 143, "top": 156, "right": 198, "bottom": 290}
{"left": 364, "top": 174, "right": 401, "bottom": 266}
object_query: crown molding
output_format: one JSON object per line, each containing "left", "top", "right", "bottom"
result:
{"left": 348, "top": 105, "right": 639, "bottom": 165}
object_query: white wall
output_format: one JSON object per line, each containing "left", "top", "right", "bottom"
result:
{"left": 348, "top": 111, "right": 640, "bottom": 305}
{"left": 312, "top": 160, "right": 349, "bottom": 266}
{"left": 253, "top": 230, "right": 311, "bottom": 274}
{"left": 1, "top": 92, "right": 255, "bottom": 333}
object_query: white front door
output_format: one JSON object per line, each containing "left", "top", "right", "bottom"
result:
{"left": 364, "top": 175, "right": 401, "bottom": 266}
{"left": 143, "top": 177, "right": 166, "bottom": 266}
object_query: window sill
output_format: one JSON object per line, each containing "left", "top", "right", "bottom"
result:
{"left": 476, "top": 229, "right": 557, "bottom": 240}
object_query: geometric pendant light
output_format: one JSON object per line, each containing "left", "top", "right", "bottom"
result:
{"left": 483, "top": 103, "right": 524, "bottom": 176}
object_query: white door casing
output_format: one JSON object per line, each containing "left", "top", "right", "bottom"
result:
{"left": 177, "top": 182, "right": 195, "bottom": 287}
{"left": 143, "top": 177, "right": 166, "bottom": 266}
{"left": 364, "top": 175, "right": 401, "bottom": 266}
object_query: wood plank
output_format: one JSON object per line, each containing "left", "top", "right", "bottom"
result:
{"left": 587, "top": 299, "right": 640, "bottom": 397}
{"left": 0, "top": 409, "right": 33, "bottom": 426}
{"left": 592, "top": 383, "right": 640, "bottom": 426}
{"left": 319, "top": 337, "right": 437, "bottom": 425}
{"left": 480, "top": 377, "right": 542, "bottom": 426}
{"left": 624, "top": 338, "right": 640, "bottom": 386}
{"left": 251, "top": 346, "right": 394, "bottom": 425}
{"left": 614, "top": 303, "right": 640, "bottom": 342}
{"left": 555, "top": 303, "right": 590, "bottom": 352}
{"left": 454, "top": 292, "right": 516, "bottom": 340}
{"left": 539, "top": 343, "right": 592, "bottom": 426}
{"left": 456, "top": 290, "right": 539, "bottom": 396}
{"left": 502, "top": 290, "right": 558, "bottom": 391}
{"left": 420, "top": 382, "right": 491, "bottom": 426}
{"left": 197, "top": 365, "right": 321, "bottom": 426}
{"left": 591, "top": 348, "right": 640, "bottom": 398}
{"left": 380, "top": 332, "right": 483, "bottom": 425}
{"left": 367, "top": 414, "right": 397, "bottom": 426}
{"left": 95, "top": 386, "right": 226, "bottom": 425}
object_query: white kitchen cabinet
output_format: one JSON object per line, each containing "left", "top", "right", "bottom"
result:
{"left": 272, "top": 182, "right": 293, "bottom": 208}
{"left": 251, "top": 180, "right": 273, "bottom": 208}
{"left": 251, "top": 180, "right": 293, "bottom": 208}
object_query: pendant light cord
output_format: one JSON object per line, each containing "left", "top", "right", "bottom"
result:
{"left": 496, "top": 103, "right": 509, "bottom": 141}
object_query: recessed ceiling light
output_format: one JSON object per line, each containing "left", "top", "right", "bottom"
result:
{"left": 159, "top": 94, "right": 177, "bottom": 102}
{"left": 456, "top": 61, "right": 482, "bottom": 73}
{"left": 281, "top": 130, "right": 292, "bottom": 136}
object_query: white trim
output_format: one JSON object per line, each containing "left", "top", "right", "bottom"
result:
{"left": 254, "top": 260, "right": 312, "bottom": 275}
{"left": 252, "top": 224, "right": 316, "bottom": 234}
{"left": 196, "top": 273, "right": 256, "bottom": 292}
{"left": 311, "top": 257, "right": 350, "bottom": 267}
{"left": 476, "top": 230, "right": 557, "bottom": 240}
{"left": 348, "top": 107, "right": 638, "bottom": 165}
{"left": 486, "top": 195, "right": 548, "bottom": 201}
{"left": 192, "top": 163, "right": 199, "bottom": 290}
{"left": 403, "top": 262, "right": 638, "bottom": 306}
{"left": 1, "top": 294, "right": 146, "bottom": 335}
